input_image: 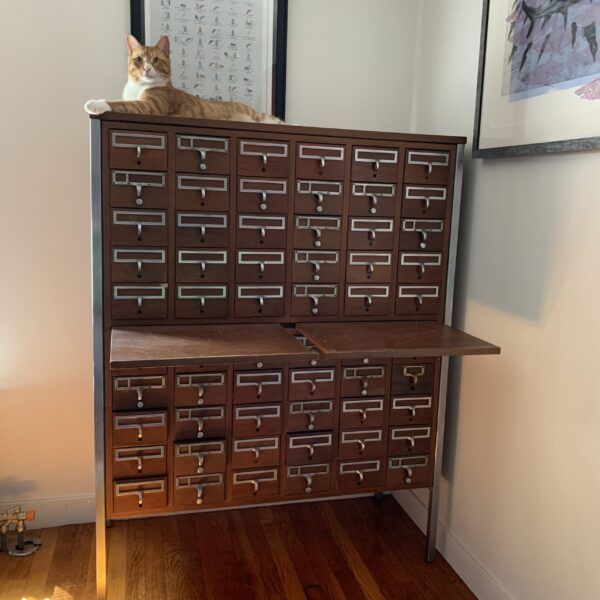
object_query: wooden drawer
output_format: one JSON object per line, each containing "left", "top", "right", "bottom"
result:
{"left": 111, "top": 248, "right": 167, "bottom": 283}
{"left": 289, "top": 367, "right": 336, "bottom": 401}
{"left": 112, "top": 371, "right": 168, "bottom": 411}
{"left": 175, "top": 284, "right": 228, "bottom": 319}
{"left": 176, "top": 213, "right": 229, "bottom": 247}
{"left": 386, "top": 455, "right": 431, "bottom": 489}
{"left": 396, "top": 285, "right": 441, "bottom": 316}
{"left": 295, "top": 180, "right": 343, "bottom": 215}
{"left": 399, "top": 219, "right": 445, "bottom": 252}
{"left": 337, "top": 459, "right": 383, "bottom": 491}
{"left": 238, "top": 178, "right": 288, "bottom": 214}
{"left": 231, "top": 436, "right": 280, "bottom": 469}
{"left": 288, "top": 400, "right": 334, "bottom": 433}
{"left": 349, "top": 183, "right": 397, "bottom": 217}
{"left": 113, "top": 478, "right": 167, "bottom": 514}
{"left": 174, "top": 406, "right": 226, "bottom": 441}
{"left": 176, "top": 249, "right": 229, "bottom": 283}
{"left": 293, "top": 216, "right": 341, "bottom": 249}
{"left": 236, "top": 251, "right": 285, "bottom": 283}
{"left": 340, "top": 398, "right": 385, "bottom": 429}
{"left": 110, "top": 130, "right": 166, "bottom": 171}
{"left": 291, "top": 284, "right": 339, "bottom": 317}
{"left": 111, "top": 209, "right": 167, "bottom": 246}
{"left": 346, "top": 252, "right": 392, "bottom": 284}
{"left": 296, "top": 143, "right": 345, "bottom": 179}
{"left": 175, "top": 174, "right": 229, "bottom": 211}
{"left": 233, "top": 404, "right": 282, "bottom": 437}
{"left": 339, "top": 429, "right": 385, "bottom": 461}
{"left": 174, "top": 370, "right": 227, "bottom": 407}
{"left": 389, "top": 426, "right": 433, "bottom": 456}
{"left": 112, "top": 411, "right": 167, "bottom": 446}
{"left": 344, "top": 285, "right": 392, "bottom": 317}
{"left": 340, "top": 364, "right": 386, "bottom": 397}
{"left": 175, "top": 134, "right": 230, "bottom": 174}
{"left": 397, "top": 252, "right": 443, "bottom": 284}
{"left": 348, "top": 218, "right": 395, "bottom": 250}
{"left": 351, "top": 147, "right": 399, "bottom": 182}
{"left": 292, "top": 250, "right": 340, "bottom": 283}
{"left": 237, "top": 214, "right": 286, "bottom": 248}
{"left": 390, "top": 395, "right": 434, "bottom": 426}
{"left": 235, "top": 285, "right": 285, "bottom": 317}
{"left": 284, "top": 463, "right": 332, "bottom": 496}
{"left": 287, "top": 432, "right": 334, "bottom": 465}
{"left": 174, "top": 440, "right": 226, "bottom": 475}
{"left": 231, "top": 468, "right": 279, "bottom": 500}
{"left": 111, "top": 284, "right": 167, "bottom": 319}
{"left": 174, "top": 473, "right": 225, "bottom": 508}
{"left": 402, "top": 185, "right": 448, "bottom": 219}
{"left": 110, "top": 170, "right": 167, "bottom": 209}
{"left": 234, "top": 370, "right": 283, "bottom": 404}
{"left": 404, "top": 149, "right": 451, "bottom": 184}
{"left": 238, "top": 140, "right": 289, "bottom": 178}
{"left": 112, "top": 445, "right": 166, "bottom": 479}
{"left": 391, "top": 362, "right": 436, "bottom": 395}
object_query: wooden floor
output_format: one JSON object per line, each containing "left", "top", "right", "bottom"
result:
{"left": 0, "top": 497, "right": 474, "bottom": 600}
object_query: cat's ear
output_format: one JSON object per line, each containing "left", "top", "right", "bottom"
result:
{"left": 156, "top": 35, "right": 170, "bottom": 55}
{"left": 127, "top": 34, "right": 142, "bottom": 53}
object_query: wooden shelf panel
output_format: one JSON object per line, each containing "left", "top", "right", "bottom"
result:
{"left": 296, "top": 321, "right": 500, "bottom": 360}
{"left": 110, "top": 324, "right": 317, "bottom": 367}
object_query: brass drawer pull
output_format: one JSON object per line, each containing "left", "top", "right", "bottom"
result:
{"left": 359, "top": 409, "right": 368, "bottom": 423}
{"left": 252, "top": 479, "right": 260, "bottom": 494}
{"left": 403, "top": 365, "right": 426, "bottom": 385}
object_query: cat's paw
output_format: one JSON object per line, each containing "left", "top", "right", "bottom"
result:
{"left": 84, "top": 99, "right": 110, "bottom": 115}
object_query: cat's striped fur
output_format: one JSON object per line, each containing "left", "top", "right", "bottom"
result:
{"left": 85, "top": 35, "right": 282, "bottom": 124}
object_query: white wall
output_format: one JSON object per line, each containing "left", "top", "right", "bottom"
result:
{"left": 0, "top": 0, "right": 128, "bottom": 526}
{"left": 0, "top": 0, "right": 417, "bottom": 527}
{"left": 395, "top": 2, "right": 600, "bottom": 599}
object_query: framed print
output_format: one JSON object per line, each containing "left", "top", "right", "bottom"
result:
{"left": 130, "top": 0, "right": 288, "bottom": 119}
{"left": 474, "top": 0, "right": 600, "bottom": 158}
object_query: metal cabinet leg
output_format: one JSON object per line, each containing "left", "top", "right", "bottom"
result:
{"left": 426, "top": 355, "right": 450, "bottom": 562}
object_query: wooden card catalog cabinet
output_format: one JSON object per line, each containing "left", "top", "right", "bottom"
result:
{"left": 91, "top": 113, "right": 500, "bottom": 593}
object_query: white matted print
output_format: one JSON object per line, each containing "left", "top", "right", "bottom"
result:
{"left": 143, "top": 0, "right": 275, "bottom": 113}
{"left": 474, "top": 0, "right": 600, "bottom": 157}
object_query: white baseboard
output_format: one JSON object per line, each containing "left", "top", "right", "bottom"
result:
{"left": 393, "top": 490, "right": 515, "bottom": 600}
{"left": 0, "top": 494, "right": 95, "bottom": 529}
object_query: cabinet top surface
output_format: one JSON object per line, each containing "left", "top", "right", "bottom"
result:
{"left": 92, "top": 112, "right": 467, "bottom": 145}
{"left": 296, "top": 322, "right": 500, "bottom": 359}
{"left": 111, "top": 324, "right": 316, "bottom": 368}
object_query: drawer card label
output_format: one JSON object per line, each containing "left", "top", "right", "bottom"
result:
{"left": 400, "top": 253, "right": 442, "bottom": 267}
{"left": 351, "top": 183, "right": 396, "bottom": 197}
{"left": 401, "top": 219, "right": 444, "bottom": 233}
{"left": 177, "top": 135, "right": 229, "bottom": 153}
{"left": 350, "top": 218, "right": 394, "bottom": 233}
{"left": 178, "top": 250, "right": 228, "bottom": 264}
{"left": 113, "top": 249, "right": 166, "bottom": 266}
{"left": 237, "top": 285, "right": 284, "bottom": 299}
{"left": 354, "top": 148, "right": 399, "bottom": 165}
{"left": 112, "top": 131, "right": 165, "bottom": 151}
{"left": 407, "top": 150, "right": 449, "bottom": 173}
{"left": 299, "top": 144, "right": 345, "bottom": 162}
{"left": 347, "top": 285, "right": 390, "bottom": 299}
{"left": 113, "top": 210, "right": 166, "bottom": 227}
{"left": 238, "top": 215, "right": 286, "bottom": 230}
{"left": 240, "top": 140, "right": 288, "bottom": 158}
{"left": 238, "top": 251, "right": 284, "bottom": 266}
{"left": 178, "top": 213, "right": 228, "bottom": 230}
{"left": 405, "top": 186, "right": 447, "bottom": 201}
{"left": 290, "top": 369, "right": 335, "bottom": 384}
{"left": 339, "top": 459, "right": 381, "bottom": 474}
{"left": 177, "top": 175, "right": 228, "bottom": 192}
{"left": 177, "top": 285, "right": 227, "bottom": 301}
{"left": 297, "top": 181, "right": 343, "bottom": 195}
{"left": 239, "top": 179, "right": 287, "bottom": 194}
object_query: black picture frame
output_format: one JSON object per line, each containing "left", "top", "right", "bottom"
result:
{"left": 473, "top": 0, "right": 600, "bottom": 159}
{"left": 130, "top": 0, "right": 288, "bottom": 120}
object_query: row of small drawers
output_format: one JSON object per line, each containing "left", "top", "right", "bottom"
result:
{"left": 113, "top": 425, "right": 432, "bottom": 479}
{"left": 112, "top": 453, "right": 431, "bottom": 514}
{"left": 112, "top": 394, "right": 434, "bottom": 445}
{"left": 111, "top": 173, "right": 449, "bottom": 219}
{"left": 111, "top": 283, "right": 443, "bottom": 318}
{"left": 111, "top": 211, "right": 445, "bottom": 251}
{"left": 112, "top": 249, "right": 443, "bottom": 284}
{"left": 110, "top": 130, "right": 452, "bottom": 185}
{"left": 112, "top": 362, "right": 436, "bottom": 410}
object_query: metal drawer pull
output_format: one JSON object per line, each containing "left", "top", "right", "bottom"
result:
{"left": 359, "top": 409, "right": 368, "bottom": 423}
{"left": 308, "top": 381, "right": 317, "bottom": 394}
{"left": 255, "top": 382, "right": 263, "bottom": 397}
{"left": 311, "top": 296, "right": 320, "bottom": 314}
{"left": 418, "top": 263, "right": 426, "bottom": 275}
{"left": 200, "top": 188, "right": 206, "bottom": 200}
{"left": 372, "top": 160, "right": 380, "bottom": 172}
{"left": 356, "top": 470, "right": 364, "bottom": 484}
{"left": 196, "top": 485, "right": 205, "bottom": 503}
{"left": 318, "top": 157, "right": 326, "bottom": 168}
{"left": 314, "top": 192, "right": 324, "bottom": 213}
{"left": 415, "top": 295, "right": 423, "bottom": 308}
{"left": 253, "top": 448, "right": 261, "bottom": 462}
{"left": 135, "top": 388, "right": 145, "bottom": 408}
{"left": 306, "top": 412, "right": 316, "bottom": 430}
{"left": 403, "top": 467, "right": 413, "bottom": 484}
{"left": 136, "top": 146, "right": 142, "bottom": 160}
{"left": 252, "top": 480, "right": 260, "bottom": 494}
{"left": 364, "top": 296, "right": 372, "bottom": 308}
{"left": 368, "top": 229, "right": 376, "bottom": 241}
{"left": 137, "top": 223, "right": 143, "bottom": 239}
{"left": 410, "top": 406, "right": 417, "bottom": 417}
{"left": 301, "top": 444, "right": 315, "bottom": 458}
{"left": 418, "top": 230, "right": 428, "bottom": 248}
{"left": 403, "top": 366, "right": 426, "bottom": 385}
{"left": 366, "top": 263, "right": 375, "bottom": 275}
{"left": 261, "top": 154, "right": 268, "bottom": 167}
{"left": 311, "top": 261, "right": 321, "bottom": 281}
{"left": 304, "top": 474, "right": 313, "bottom": 493}
{"left": 423, "top": 196, "right": 430, "bottom": 211}
{"left": 137, "top": 491, "right": 143, "bottom": 506}
{"left": 136, "top": 457, "right": 143, "bottom": 472}
{"left": 407, "top": 437, "right": 415, "bottom": 449}
{"left": 313, "top": 227, "right": 322, "bottom": 247}
{"left": 360, "top": 378, "right": 369, "bottom": 396}
{"left": 259, "top": 191, "right": 267, "bottom": 211}
{"left": 356, "top": 440, "right": 366, "bottom": 454}
{"left": 259, "top": 226, "right": 266, "bottom": 239}
{"left": 368, "top": 194, "right": 378, "bottom": 214}
{"left": 253, "top": 415, "right": 262, "bottom": 431}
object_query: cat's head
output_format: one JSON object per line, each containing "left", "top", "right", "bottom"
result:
{"left": 126, "top": 35, "right": 171, "bottom": 86}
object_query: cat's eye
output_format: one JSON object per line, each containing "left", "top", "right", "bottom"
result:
{"left": 152, "top": 57, "right": 159, "bottom": 64}
{"left": 134, "top": 57, "right": 143, "bottom": 65}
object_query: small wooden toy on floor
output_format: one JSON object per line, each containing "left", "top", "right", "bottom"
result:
{"left": 0, "top": 506, "right": 42, "bottom": 557}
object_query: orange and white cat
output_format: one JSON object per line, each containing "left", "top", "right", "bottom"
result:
{"left": 85, "top": 35, "right": 282, "bottom": 124}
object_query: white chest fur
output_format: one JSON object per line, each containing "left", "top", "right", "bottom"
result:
{"left": 123, "top": 80, "right": 144, "bottom": 101}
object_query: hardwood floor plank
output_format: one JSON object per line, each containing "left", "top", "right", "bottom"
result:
{"left": 1, "top": 498, "right": 475, "bottom": 600}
